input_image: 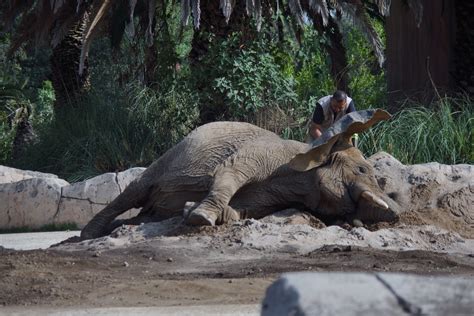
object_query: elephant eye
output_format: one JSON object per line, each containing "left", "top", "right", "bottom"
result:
{"left": 358, "top": 166, "right": 368, "bottom": 174}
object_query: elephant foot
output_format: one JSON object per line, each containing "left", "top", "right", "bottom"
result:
{"left": 185, "top": 208, "right": 217, "bottom": 226}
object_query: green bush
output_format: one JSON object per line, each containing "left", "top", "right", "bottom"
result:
{"left": 344, "top": 19, "right": 387, "bottom": 108}
{"left": 360, "top": 95, "right": 474, "bottom": 165}
{"left": 193, "top": 31, "right": 298, "bottom": 122}
{"left": 13, "top": 82, "right": 199, "bottom": 182}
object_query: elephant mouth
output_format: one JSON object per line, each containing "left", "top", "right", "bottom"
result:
{"left": 346, "top": 189, "right": 400, "bottom": 225}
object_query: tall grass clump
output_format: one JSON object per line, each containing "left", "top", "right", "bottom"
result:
{"left": 13, "top": 82, "right": 199, "bottom": 182}
{"left": 360, "top": 95, "right": 473, "bottom": 165}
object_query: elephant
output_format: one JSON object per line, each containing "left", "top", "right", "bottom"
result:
{"left": 80, "top": 109, "right": 400, "bottom": 240}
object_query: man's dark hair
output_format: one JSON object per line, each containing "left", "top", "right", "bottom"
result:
{"left": 332, "top": 90, "right": 347, "bottom": 102}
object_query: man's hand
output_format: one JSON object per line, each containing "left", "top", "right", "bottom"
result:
{"left": 309, "top": 122, "right": 323, "bottom": 140}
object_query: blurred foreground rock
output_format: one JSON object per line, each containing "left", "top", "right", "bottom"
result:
{"left": 261, "top": 272, "right": 474, "bottom": 316}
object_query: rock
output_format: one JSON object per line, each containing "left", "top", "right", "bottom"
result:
{"left": 261, "top": 272, "right": 474, "bottom": 316}
{"left": 376, "top": 273, "right": 474, "bottom": 315}
{"left": 369, "top": 152, "right": 474, "bottom": 237}
{"left": 54, "top": 172, "right": 140, "bottom": 228}
{"left": 0, "top": 177, "right": 69, "bottom": 229}
{"left": 261, "top": 209, "right": 326, "bottom": 229}
{"left": 116, "top": 168, "right": 145, "bottom": 192}
{"left": 53, "top": 173, "right": 120, "bottom": 227}
{"left": 0, "top": 165, "right": 58, "bottom": 184}
{"left": 261, "top": 272, "right": 401, "bottom": 315}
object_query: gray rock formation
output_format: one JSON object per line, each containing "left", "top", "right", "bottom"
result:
{"left": 261, "top": 272, "right": 474, "bottom": 316}
{"left": 0, "top": 166, "right": 145, "bottom": 229}
{"left": 369, "top": 152, "right": 474, "bottom": 238}
{"left": 0, "top": 165, "right": 58, "bottom": 184}
{"left": 0, "top": 177, "right": 69, "bottom": 228}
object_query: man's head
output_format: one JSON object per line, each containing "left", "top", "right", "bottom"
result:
{"left": 330, "top": 90, "right": 348, "bottom": 113}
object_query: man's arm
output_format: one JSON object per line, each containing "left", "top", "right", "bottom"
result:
{"left": 309, "top": 122, "right": 323, "bottom": 139}
{"left": 310, "top": 103, "right": 324, "bottom": 139}
{"left": 346, "top": 100, "right": 356, "bottom": 114}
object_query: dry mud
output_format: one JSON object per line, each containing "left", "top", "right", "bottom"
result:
{"left": 1, "top": 210, "right": 474, "bottom": 308}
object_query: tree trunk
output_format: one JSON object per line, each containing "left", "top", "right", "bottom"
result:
{"left": 189, "top": 0, "right": 255, "bottom": 123}
{"left": 11, "top": 106, "right": 36, "bottom": 161}
{"left": 453, "top": 0, "right": 474, "bottom": 95}
{"left": 50, "top": 12, "right": 91, "bottom": 109}
{"left": 311, "top": 14, "right": 350, "bottom": 93}
{"left": 385, "top": 0, "right": 456, "bottom": 108}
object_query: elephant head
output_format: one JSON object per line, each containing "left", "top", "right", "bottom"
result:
{"left": 289, "top": 109, "right": 400, "bottom": 224}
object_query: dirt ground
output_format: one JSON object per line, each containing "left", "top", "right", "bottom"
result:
{"left": 1, "top": 195, "right": 473, "bottom": 309}
{"left": 1, "top": 234, "right": 474, "bottom": 308}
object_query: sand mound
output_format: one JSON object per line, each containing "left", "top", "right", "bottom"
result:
{"left": 369, "top": 152, "right": 474, "bottom": 238}
{"left": 57, "top": 209, "right": 474, "bottom": 256}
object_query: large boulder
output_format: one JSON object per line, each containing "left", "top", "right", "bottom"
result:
{"left": 0, "top": 165, "right": 58, "bottom": 184}
{"left": 54, "top": 168, "right": 144, "bottom": 227}
{"left": 0, "top": 165, "right": 145, "bottom": 230}
{"left": 369, "top": 152, "right": 474, "bottom": 238}
{"left": 261, "top": 272, "right": 474, "bottom": 316}
{"left": 0, "top": 177, "right": 69, "bottom": 229}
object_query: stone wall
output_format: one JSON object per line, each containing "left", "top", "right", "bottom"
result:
{"left": 0, "top": 166, "right": 145, "bottom": 229}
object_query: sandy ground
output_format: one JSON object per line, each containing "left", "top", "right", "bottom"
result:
{"left": 1, "top": 211, "right": 474, "bottom": 309}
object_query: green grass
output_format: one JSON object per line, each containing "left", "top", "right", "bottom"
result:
{"left": 0, "top": 222, "right": 79, "bottom": 234}
{"left": 7, "top": 87, "right": 473, "bottom": 183}
{"left": 10, "top": 82, "right": 198, "bottom": 182}
{"left": 360, "top": 95, "right": 473, "bottom": 165}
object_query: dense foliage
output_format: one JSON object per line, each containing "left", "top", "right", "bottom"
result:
{"left": 1, "top": 3, "right": 472, "bottom": 181}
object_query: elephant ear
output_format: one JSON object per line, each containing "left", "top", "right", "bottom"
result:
{"left": 289, "top": 109, "right": 391, "bottom": 172}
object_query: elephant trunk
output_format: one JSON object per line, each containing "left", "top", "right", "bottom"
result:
{"left": 80, "top": 207, "right": 121, "bottom": 240}
{"left": 350, "top": 187, "right": 400, "bottom": 223}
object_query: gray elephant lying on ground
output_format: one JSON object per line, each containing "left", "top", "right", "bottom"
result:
{"left": 81, "top": 109, "right": 400, "bottom": 240}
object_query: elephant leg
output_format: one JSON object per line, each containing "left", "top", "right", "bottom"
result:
{"left": 81, "top": 180, "right": 152, "bottom": 240}
{"left": 185, "top": 166, "right": 250, "bottom": 226}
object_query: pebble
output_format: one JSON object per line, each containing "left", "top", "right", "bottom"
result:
{"left": 123, "top": 261, "right": 129, "bottom": 267}
{"left": 353, "top": 219, "right": 364, "bottom": 227}
{"left": 167, "top": 257, "right": 173, "bottom": 262}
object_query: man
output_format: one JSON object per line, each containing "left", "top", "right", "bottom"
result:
{"left": 308, "top": 90, "right": 356, "bottom": 143}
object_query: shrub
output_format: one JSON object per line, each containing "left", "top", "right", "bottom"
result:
{"left": 360, "top": 95, "right": 474, "bottom": 165}
{"left": 13, "top": 81, "right": 199, "bottom": 182}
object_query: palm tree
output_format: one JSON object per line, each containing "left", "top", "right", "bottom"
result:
{"left": 1, "top": 0, "right": 157, "bottom": 108}
{"left": 2, "top": 0, "right": 396, "bottom": 109}
{"left": 182, "top": 0, "right": 390, "bottom": 94}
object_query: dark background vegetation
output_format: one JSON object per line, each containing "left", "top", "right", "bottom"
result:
{"left": 1, "top": 0, "right": 472, "bottom": 182}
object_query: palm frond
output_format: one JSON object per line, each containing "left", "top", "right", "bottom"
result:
{"left": 373, "top": 0, "right": 391, "bottom": 16}
{"left": 181, "top": 0, "right": 191, "bottom": 26}
{"left": 254, "top": 0, "right": 262, "bottom": 31}
{"left": 79, "top": 0, "right": 112, "bottom": 75}
{"left": 220, "top": 0, "right": 233, "bottom": 24}
{"left": 406, "top": 0, "right": 423, "bottom": 27}
{"left": 246, "top": 0, "right": 255, "bottom": 15}
{"left": 308, "top": 0, "right": 329, "bottom": 25}
{"left": 289, "top": 0, "right": 305, "bottom": 26}
{"left": 145, "top": 0, "right": 156, "bottom": 46}
{"left": 52, "top": 0, "right": 67, "bottom": 13}
{"left": 339, "top": 1, "right": 385, "bottom": 67}
{"left": 191, "top": 0, "right": 201, "bottom": 28}
{"left": 126, "top": 0, "right": 138, "bottom": 37}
